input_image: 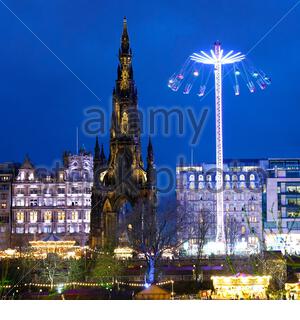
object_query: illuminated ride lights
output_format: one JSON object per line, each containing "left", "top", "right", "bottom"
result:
{"left": 168, "top": 42, "right": 270, "bottom": 252}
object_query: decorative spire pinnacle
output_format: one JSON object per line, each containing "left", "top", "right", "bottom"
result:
{"left": 94, "top": 136, "right": 100, "bottom": 160}
{"left": 21, "top": 154, "right": 34, "bottom": 169}
{"left": 121, "top": 16, "right": 130, "bottom": 54}
{"left": 147, "top": 137, "right": 154, "bottom": 164}
{"left": 100, "top": 144, "right": 106, "bottom": 163}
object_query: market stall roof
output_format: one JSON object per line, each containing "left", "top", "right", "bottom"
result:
{"left": 135, "top": 285, "right": 171, "bottom": 300}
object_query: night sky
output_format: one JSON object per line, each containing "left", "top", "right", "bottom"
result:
{"left": 0, "top": 0, "right": 300, "bottom": 192}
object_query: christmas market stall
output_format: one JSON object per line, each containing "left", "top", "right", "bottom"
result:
{"left": 29, "top": 234, "right": 81, "bottom": 259}
{"left": 211, "top": 273, "right": 271, "bottom": 300}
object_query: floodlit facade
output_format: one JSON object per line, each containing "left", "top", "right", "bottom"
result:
{"left": 176, "top": 160, "right": 266, "bottom": 255}
{"left": 264, "top": 159, "right": 300, "bottom": 254}
{"left": 10, "top": 150, "right": 93, "bottom": 247}
{"left": 0, "top": 163, "right": 18, "bottom": 249}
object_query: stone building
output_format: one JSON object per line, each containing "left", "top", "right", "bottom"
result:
{"left": 176, "top": 159, "right": 266, "bottom": 255}
{"left": 11, "top": 150, "right": 93, "bottom": 247}
{"left": 0, "top": 162, "right": 18, "bottom": 249}
{"left": 264, "top": 158, "right": 300, "bottom": 254}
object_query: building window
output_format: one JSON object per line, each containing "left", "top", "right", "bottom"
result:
{"left": 29, "top": 226, "right": 37, "bottom": 234}
{"left": 198, "top": 175, "right": 204, "bottom": 181}
{"left": 85, "top": 211, "right": 90, "bottom": 221}
{"left": 189, "top": 174, "right": 195, "bottom": 182}
{"left": 57, "top": 211, "right": 65, "bottom": 222}
{"left": 249, "top": 216, "right": 257, "bottom": 223}
{"left": 16, "top": 199, "right": 24, "bottom": 206}
{"left": 57, "top": 187, "right": 65, "bottom": 194}
{"left": 30, "top": 211, "right": 38, "bottom": 223}
{"left": 16, "top": 211, "right": 24, "bottom": 223}
{"left": 44, "top": 211, "right": 52, "bottom": 223}
{"left": 225, "top": 174, "right": 230, "bottom": 181}
{"left": 240, "top": 174, "right": 245, "bottom": 181}
{"left": 206, "top": 175, "right": 211, "bottom": 181}
{"left": 30, "top": 199, "right": 38, "bottom": 206}
{"left": 189, "top": 182, "right": 195, "bottom": 190}
{"left": 248, "top": 236, "right": 258, "bottom": 244}
{"left": 1, "top": 203, "right": 7, "bottom": 209}
{"left": 57, "top": 226, "right": 65, "bottom": 233}
{"left": 71, "top": 211, "right": 78, "bottom": 222}
{"left": 241, "top": 226, "right": 246, "bottom": 234}
{"left": 57, "top": 199, "right": 65, "bottom": 206}
{"left": 250, "top": 174, "right": 255, "bottom": 181}
{"left": 43, "top": 226, "right": 51, "bottom": 233}
{"left": 16, "top": 227, "right": 24, "bottom": 234}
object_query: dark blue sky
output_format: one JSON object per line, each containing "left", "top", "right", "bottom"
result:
{"left": 0, "top": 0, "right": 300, "bottom": 178}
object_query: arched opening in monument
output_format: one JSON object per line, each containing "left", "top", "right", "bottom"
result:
{"left": 116, "top": 200, "right": 133, "bottom": 247}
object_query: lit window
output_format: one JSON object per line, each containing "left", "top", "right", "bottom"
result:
{"left": 198, "top": 182, "right": 204, "bottom": 189}
{"left": 240, "top": 174, "right": 245, "bottom": 181}
{"left": 58, "top": 211, "right": 65, "bottom": 222}
{"left": 29, "top": 226, "right": 37, "bottom": 234}
{"left": 241, "top": 226, "right": 246, "bottom": 234}
{"left": 190, "top": 182, "right": 195, "bottom": 190}
{"left": 30, "top": 211, "right": 38, "bottom": 223}
{"left": 71, "top": 211, "right": 78, "bottom": 222}
{"left": 29, "top": 173, "right": 34, "bottom": 181}
{"left": 206, "top": 175, "right": 211, "bottom": 181}
{"left": 198, "top": 175, "right": 204, "bottom": 181}
{"left": 16, "top": 211, "right": 24, "bottom": 223}
{"left": 85, "top": 211, "right": 90, "bottom": 221}
{"left": 44, "top": 211, "right": 52, "bottom": 223}
{"left": 1, "top": 203, "right": 7, "bottom": 209}
{"left": 248, "top": 236, "right": 258, "bottom": 244}
{"left": 250, "top": 174, "right": 255, "bottom": 181}
{"left": 189, "top": 174, "right": 195, "bottom": 181}
{"left": 225, "top": 174, "right": 230, "bottom": 181}
{"left": 16, "top": 227, "right": 24, "bottom": 234}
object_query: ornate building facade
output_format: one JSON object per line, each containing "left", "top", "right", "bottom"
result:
{"left": 90, "top": 18, "right": 156, "bottom": 249}
{"left": 176, "top": 159, "right": 266, "bottom": 255}
{"left": 11, "top": 150, "right": 93, "bottom": 247}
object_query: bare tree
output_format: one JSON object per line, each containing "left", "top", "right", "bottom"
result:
{"left": 192, "top": 209, "right": 212, "bottom": 281}
{"left": 39, "top": 253, "right": 65, "bottom": 289}
{"left": 127, "top": 199, "right": 188, "bottom": 284}
{"left": 224, "top": 214, "right": 241, "bottom": 255}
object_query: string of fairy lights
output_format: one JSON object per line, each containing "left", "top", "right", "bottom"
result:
{"left": 0, "top": 280, "right": 174, "bottom": 290}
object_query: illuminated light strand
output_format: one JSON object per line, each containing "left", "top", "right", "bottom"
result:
{"left": 0, "top": 280, "right": 175, "bottom": 290}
